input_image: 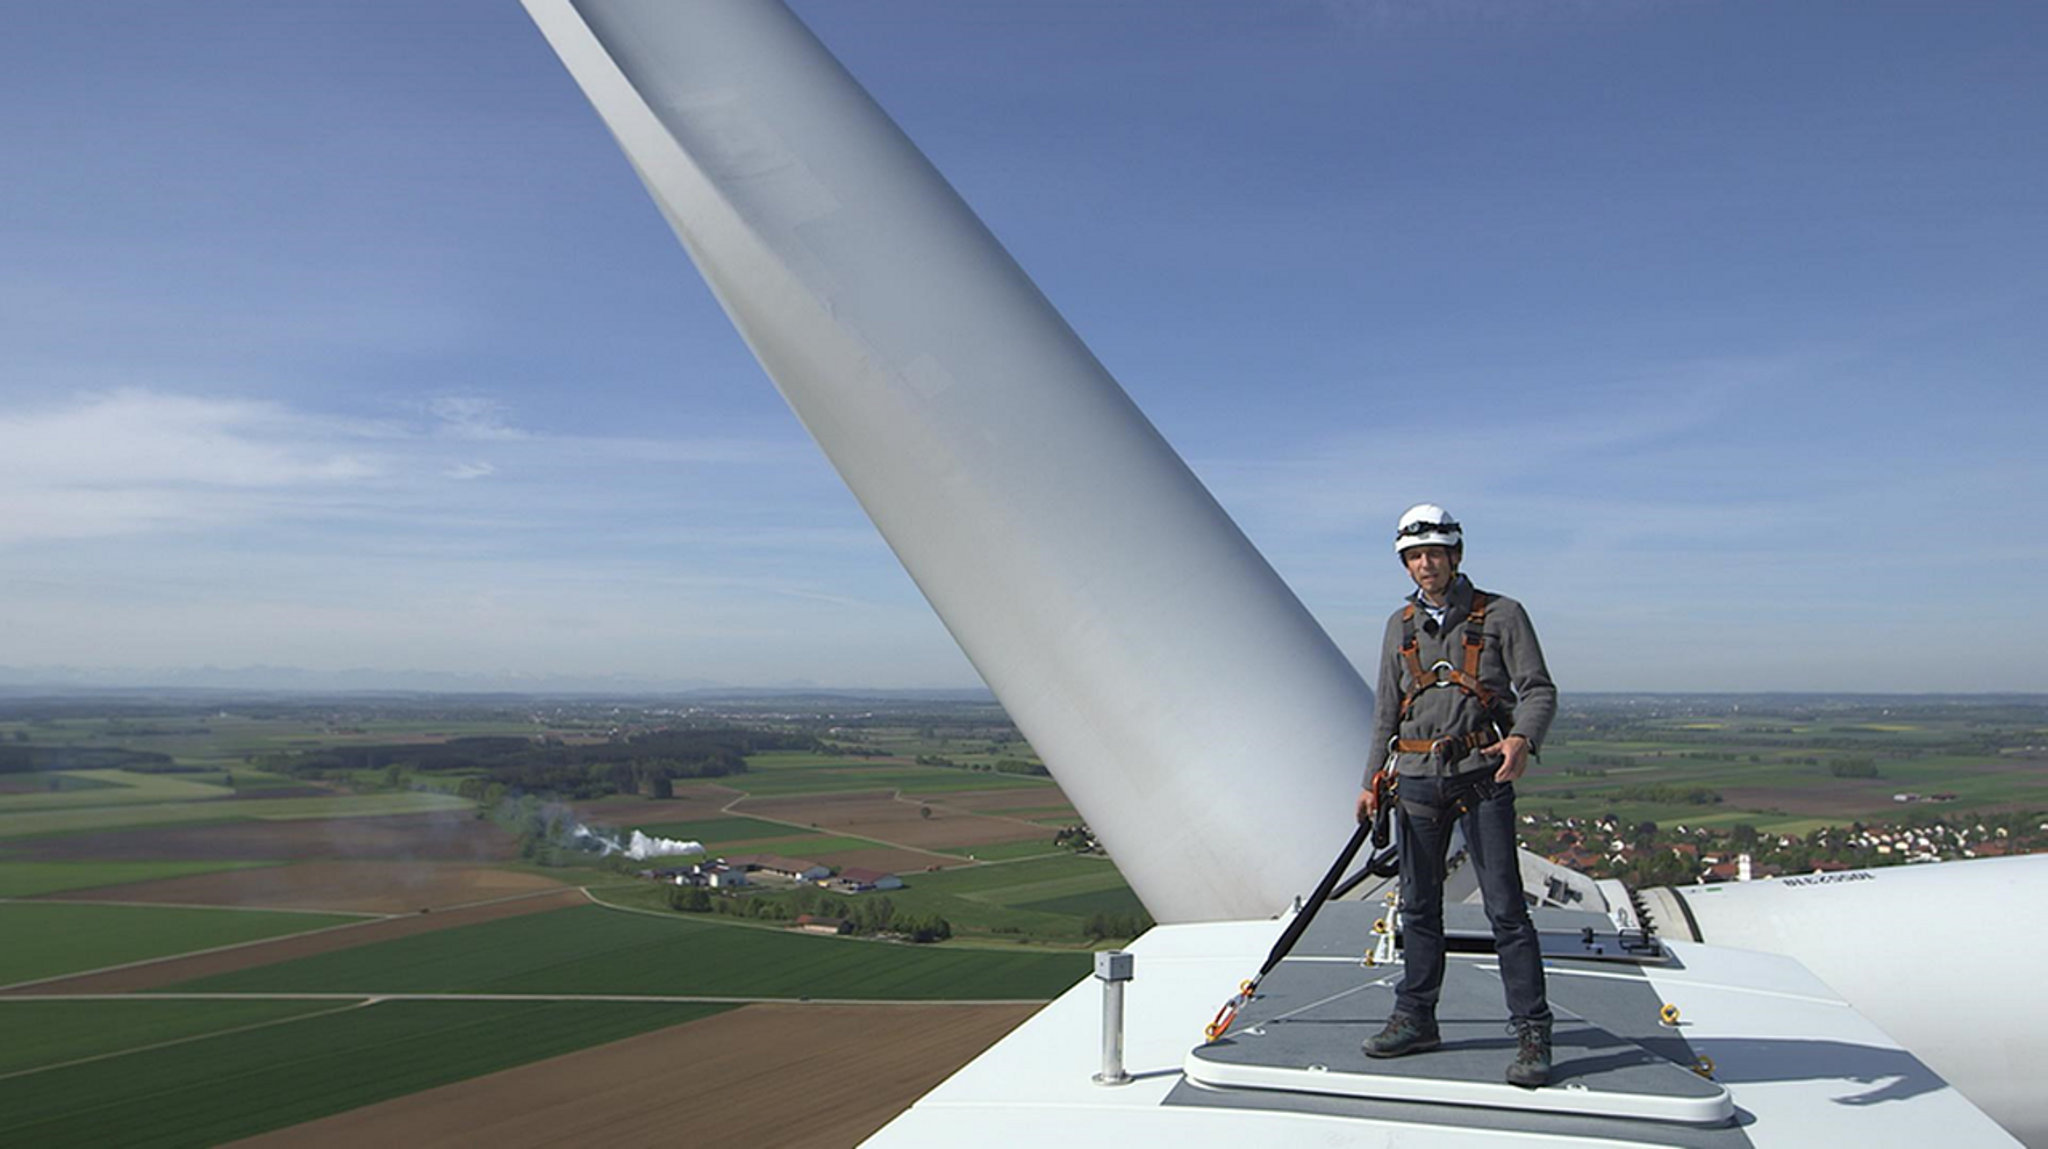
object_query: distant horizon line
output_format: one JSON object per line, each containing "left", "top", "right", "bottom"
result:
{"left": 0, "top": 681, "right": 2043, "bottom": 704}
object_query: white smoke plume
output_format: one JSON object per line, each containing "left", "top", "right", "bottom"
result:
{"left": 570, "top": 823, "right": 705, "bottom": 861}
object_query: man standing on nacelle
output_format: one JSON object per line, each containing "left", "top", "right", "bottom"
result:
{"left": 1357, "top": 504, "right": 1559, "bottom": 1087}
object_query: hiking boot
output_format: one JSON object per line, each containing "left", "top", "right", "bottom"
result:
{"left": 1506, "top": 1019, "right": 1552, "bottom": 1087}
{"left": 1362, "top": 1013, "right": 1440, "bottom": 1059}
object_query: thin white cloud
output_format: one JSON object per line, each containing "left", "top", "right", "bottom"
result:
{"left": 427, "top": 395, "right": 529, "bottom": 441}
{"left": 0, "top": 387, "right": 822, "bottom": 545}
{"left": 0, "top": 389, "right": 384, "bottom": 542}
{"left": 0, "top": 389, "right": 378, "bottom": 489}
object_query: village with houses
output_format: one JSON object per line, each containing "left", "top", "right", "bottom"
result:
{"left": 1523, "top": 808, "right": 2048, "bottom": 890}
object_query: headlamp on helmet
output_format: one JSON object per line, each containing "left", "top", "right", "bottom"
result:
{"left": 1394, "top": 503, "right": 1463, "bottom": 554}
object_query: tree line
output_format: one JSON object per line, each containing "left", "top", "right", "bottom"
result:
{"left": 0, "top": 745, "right": 173, "bottom": 774}
{"left": 665, "top": 885, "right": 953, "bottom": 942}
{"left": 265, "top": 728, "right": 817, "bottom": 800}
{"left": 913, "top": 754, "right": 1050, "bottom": 776}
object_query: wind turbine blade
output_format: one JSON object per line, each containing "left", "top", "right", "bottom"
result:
{"left": 523, "top": 0, "right": 1374, "bottom": 922}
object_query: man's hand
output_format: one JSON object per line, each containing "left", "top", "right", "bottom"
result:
{"left": 1358, "top": 770, "right": 1396, "bottom": 823}
{"left": 1482, "top": 734, "right": 1531, "bottom": 782}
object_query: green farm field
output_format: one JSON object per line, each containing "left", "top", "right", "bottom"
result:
{"left": 745, "top": 750, "right": 894, "bottom": 770}
{"left": 169, "top": 902, "right": 1088, "bottom": 999}
{"left": 2, "top": 691, "right": 2030, "bottom": 1144}
{"left": 1520, "top": 750, "right": 2048, "bottom": 832}
{"left": 935, "top": 838, "right": 1063, "bottom": 861}
{"left": 0, "top": 771, "right": 122, "bottom": 794}
{"left": 0, "top": 860, "right": 277, "bottom": 898}
{"left": 0, "top": 698, "right": 1107, "bottom": 1143}
{"left": 0, "top": 903, "right": 361, "bottom": 986}
{"left": 0, "top": 998, "right": 345, "bottom": 1075}
{"left": 764, "top": 853, "right": 1140, "bottom": 941}
{"left": 966, "top": 803, "right": 1078, "bottom": 818}
{"left": 0, "top": 769, "right": 237, "bottom": 813}
{"left": 0, "top": 791, "right": 472, "bottom": 840}
{"left": 908, "top": 853, "right": 1130, "bottom": 902}
{"left": 0, "top": 714, "right": 552, "bottom": 769}
{"left": 0, "top": 999, "right": 728, "bottom": 1149}
{"left": 1018, "top": 885, "right": 1152, "bottom": 919}
{"left": 619, "top": 814, "right": 813, "bottom": 845}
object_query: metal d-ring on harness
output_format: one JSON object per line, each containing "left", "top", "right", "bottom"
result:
{"left": 1390, "top": 591, "right": 1510, "bottom": 771}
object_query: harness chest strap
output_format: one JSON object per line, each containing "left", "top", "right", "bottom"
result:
{"left": 1397, "top": 591, "right": 1497, "bottom": 718}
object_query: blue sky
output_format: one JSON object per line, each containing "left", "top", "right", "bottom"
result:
{"left": 2, "top": 0, "right": 2042, "bottom": 692}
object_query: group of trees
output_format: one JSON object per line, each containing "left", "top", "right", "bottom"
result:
{"left": 815, "top": 743, "right": 890, "bottom": 759}
{"left": 664, "top": 885, "right": 953, "bottom": 942}
{"left": 913, "top": 754, "right": 1050, "bottom": 777}
{"left": 1082, "top": 910, "right": 1152, "bottom": 940}
{"left": 0, "top": 745, "right": 172, "bottom": 773}
{"left": 495, "top": 797, "right": 588, "bottom": 862}
{"left": 1614, "top": 784, "right": 1722, "bottom": 806}
{"left": 267, "top": 728, "right": 818, "bottom": 800}
{"left": 1053, "top": 825, "right": 1098, "bottom": 852}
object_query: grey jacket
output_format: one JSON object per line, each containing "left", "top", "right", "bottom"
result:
{"left": 1363, "top": 575, "right": 1558, "bottom": 781}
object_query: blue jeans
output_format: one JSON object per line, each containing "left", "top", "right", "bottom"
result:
{"left": 1393, "top": 771, "right": 1551, "bottom": 1025}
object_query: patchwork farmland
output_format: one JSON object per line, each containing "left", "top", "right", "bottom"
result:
{"left": 0, "top": 695, "right": 1123, "bottom": 1145}
{"left": 12, "top": 691, "right": 2021, "bottom": 1143}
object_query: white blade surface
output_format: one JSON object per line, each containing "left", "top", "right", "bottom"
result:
{"left": 523, "top": 0, "right": 1372, "bottom": 922}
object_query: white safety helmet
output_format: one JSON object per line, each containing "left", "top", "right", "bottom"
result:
{"left": 1394, "top": 503, "right": 1463, "bottom": 555}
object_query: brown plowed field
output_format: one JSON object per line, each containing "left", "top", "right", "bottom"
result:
{"left": 4, "top": 889, "right": 586, "bottom": 996}
{"left": 47, "top": 861, "right": 567, "bottom": 914}
{"left": 734, "top": 792, "right": 1047, "bottom": 849}
{"left": 930, "top": 788, "right": 1079, "bottom": 817}
{"left": 1717, "top": 769, "right": 2048, "bottom": 818}
{"left": 6, "top": 812, "right": 517, "bottom": 863}
{"left": 225, "top": 1001, "right": 1038, "bottom": 1149}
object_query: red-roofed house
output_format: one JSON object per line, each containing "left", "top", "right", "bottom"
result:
{"left": 1700, "top": 860, "right": 1741, "bottom": 883}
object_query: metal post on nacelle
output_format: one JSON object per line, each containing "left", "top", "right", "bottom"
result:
{"left": 1092, "top": 950, "right": 1134, "bottom": 1086}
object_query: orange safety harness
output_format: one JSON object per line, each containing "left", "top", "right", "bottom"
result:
{"left": 1392, "top": 591, "right": 1507, "bottom": 761}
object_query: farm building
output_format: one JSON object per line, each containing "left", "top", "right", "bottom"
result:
{"left": 827, "top": 866, "right": 903, "bottom": 893}
{"left": 668, "top": 863, "right": 748, "bottom": 888}
{"left": 793, "top": 914, "right": 851, "bottom": 935}
{"left": 727, "top": 854, "right": 830, "bottom": 882}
